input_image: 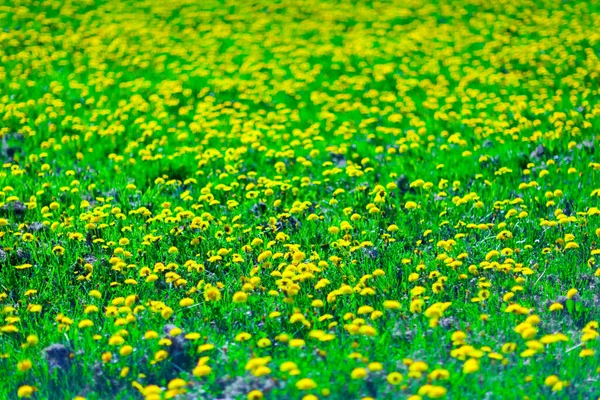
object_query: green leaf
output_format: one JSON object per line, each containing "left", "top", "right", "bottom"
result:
{"left": 566, "top": 299, "right": 575, "bottom": 314}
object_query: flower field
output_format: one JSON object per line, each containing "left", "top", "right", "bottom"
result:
{"left": 1, "top": 0, "right": 600, "bottom": 398}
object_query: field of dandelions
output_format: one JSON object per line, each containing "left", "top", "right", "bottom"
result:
{"left": 1, "top": 0, "right": 600, "bottom": 399}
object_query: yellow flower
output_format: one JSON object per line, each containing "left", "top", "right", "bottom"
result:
{"left": 108, "top": 336, "right": 125, "bottom": 346}
{"left": 198, "top": 344, "right": 215, "bottom": 353}
{"left": 311, "top": 299, "right": 324, "bottom": 308}
{"left": 52, "top": 245, "right": 65, "bottom": 255}
{"left": 544, "top": 375, "right": 559, "bottom": 386}
{"left": 119, "top": 345, "right": 133, "bottom": 357}
{"left": 357, "top": 306, "right": 374, "bottom": 315}
{"left": 351, "top": 367, "right": 368, "bottom": 380}
{"left": 383, "top": 300, "right": 401, "bottom": 309}
{"left": 154, "top": 350, "right": 169, "bottom": 362}
{"left": 17, "top": 359, "right": 32, "bottom": 372}
{"left": 579, "top": 349, "right": 595, "bottom": 357}
{"left": 296, "top": 378, "right": 317, "bottom": 390}
{"left": 144, "top": 330, "right": 159, "bottom": 339}
{"left": 161, "top": 307, "right": 174, "bottom": 319}
{"left": 549, "top": 303, "right": 564, "bottom": 311}
{"left": 428, "top": 369, "right": 450, "bottom": 380}
{"left": 26, "top": 335, "right": 38, "bottom": 347}
{"left": 387, "top": 372, "right": 403, "bottom": 385}
{"left": 204, "top": 287, "right": 222, "bottom": 302}
{"left": 252, "top": 365, "right": 271, "bottom": 377}
{"left": 2, "top": 325, "right": 19, "bottom": 333}
{"left": 368, "top": 362, "right": 383, "bottom": 372}
{"left": 17, "top": 385, "right": 36, "bottom": 398}
{"left": 280, "top": 361, "right": 298, "bottom": 372}
{"left": 235, "top": 332, "right": 252, "bottom": 342}
{"left": 27, "top": 304, "right": 42, "bottom": 313}
{"left": 78, "top": 319, "right": 94, "bottom": 329}
{"left": 84, "top": 305, "right": 99, "bottom": 314}
{"left": 101, "top": 352, "right": 112, "bottom": 363}
{"left": 566, "top": 288, "right": 578, "bottom": 299}
{"left": 193, "top": 364, "right": 212, "bottom": 377}
{"left": 232, "top": 292, "right": 248, "bottom": 303}
{"left": 179, "top": 298, "right": 194, "bottom": 307}
{"left": 418, "top": 385, "right": 447, "bottom": 399}
{"left": 463, "top": 358, "right": 479, "bottom": 374}
{"left": 247, "top": 390, "right": 263, "bottom": 400}
{"left": 451, "top": 331, "right": 467, "bottom": 345}
{"left": 540, "top": 333, "right": 568, "bottom": 344}
{"left": 564, "top": 242, "right": 579, "bottom": 250}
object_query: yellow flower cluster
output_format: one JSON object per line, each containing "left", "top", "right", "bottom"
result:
{"left": 0, "top": 0, "right": 599, "bottom": 398}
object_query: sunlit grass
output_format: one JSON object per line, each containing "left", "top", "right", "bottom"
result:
{"left": 1, "top": 0, "right": 600, "bottom": 399}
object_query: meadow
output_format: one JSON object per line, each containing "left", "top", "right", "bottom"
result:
{"left": 1, "top": 0, "right": 600, "bottom": 398}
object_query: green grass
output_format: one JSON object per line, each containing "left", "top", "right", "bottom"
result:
{"left": 1, "top": 0, "right": 600, "bottom": 399}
